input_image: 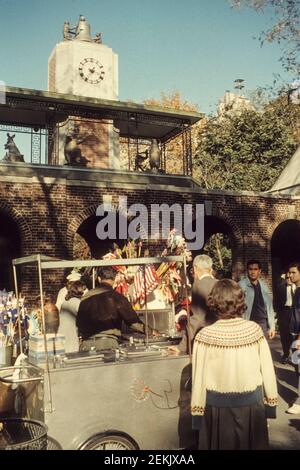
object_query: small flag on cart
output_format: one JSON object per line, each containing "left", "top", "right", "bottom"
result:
{"left": 133, "top": 265, "right": 159, "bottom": 305}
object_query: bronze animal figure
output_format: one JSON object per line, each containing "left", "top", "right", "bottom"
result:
{"left": 149, "top": 139, "right": 161, "bottom": 172}
{"left": 64, "top": 129, "right": 89, "bottom": 167}
{"left": 3, "top": 133, "right": 25, "bottom": 163}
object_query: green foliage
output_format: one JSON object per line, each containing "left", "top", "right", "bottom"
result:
{"left": 194, "top": 104, "right": 298, "bottom": 191}
{"left": 143, "top": 91, "right": 202, "bottom": 174}
{"left": 203, "top": 233, "right": 232, "bottom": 278}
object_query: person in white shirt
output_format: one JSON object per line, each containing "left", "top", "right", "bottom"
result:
{"left": 58, "top": 280, "right": 85, "bottom": 353}
{"left": 56, "top": 270, "right": 82, "bottom": 311}
{"left": 276, "top": 271, "right": 295, "bottom": 364}
{"left": 286, "top": 262, "right": 300, "bottom": 414}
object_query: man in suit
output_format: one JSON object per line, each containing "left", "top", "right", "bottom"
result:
{"left": 170, "top": 254, "right": 217, "bottom": 354}
{"left": 276, "top": 271, "right": 295, "bottom": 363}
{"left": 287, "top": 262, "right": 300, "bottom": 414}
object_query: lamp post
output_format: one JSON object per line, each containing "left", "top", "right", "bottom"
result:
{"left": 234, "top": 78, "right": 245, "bottom": 96}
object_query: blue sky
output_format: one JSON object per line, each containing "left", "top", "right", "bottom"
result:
{"left": 0, "top": 0, "right": 292, "bottom": 114}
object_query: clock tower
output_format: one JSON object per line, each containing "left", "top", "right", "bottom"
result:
{"left": 48, "top": 15, "right": 120, "bottom": 168}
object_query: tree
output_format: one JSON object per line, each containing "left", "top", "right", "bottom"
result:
{"left": 230, "top": 0, "right": 300, "bottom": 74}
{"left": 203, "top": 233, "right": 232, "bottom": 278}
{"left": 143, "top": 91, "right": 204, "bottom": 174}
{"left": 143, "top": 91, "right": 199, "bottom": 112}
{"left": 120, "top": 91, "right": 202, "bottom": 173}
{"left": 194, "top": 103, "right": 298, "bottom": 191}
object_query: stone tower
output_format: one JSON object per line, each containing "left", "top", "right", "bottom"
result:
{"left": 48, "top": 15, "right": 120, "bottom": 169}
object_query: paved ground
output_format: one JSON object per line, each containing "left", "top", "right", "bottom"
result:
{"left": 268, "top": 336, "right": 300, "bottom": 450}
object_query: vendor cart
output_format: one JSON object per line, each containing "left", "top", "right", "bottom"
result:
{"left": 0, "top": 255, "right": 196, "bottom": 450}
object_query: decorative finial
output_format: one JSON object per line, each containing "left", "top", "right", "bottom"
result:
{"left": 94, "top": 32, "right": 102, "bottom": 43}
{"left": 62, "top": 16, "right": 101, "bottom": 43}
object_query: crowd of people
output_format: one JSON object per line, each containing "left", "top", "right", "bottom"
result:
{"left": 48, "top": 266, "right": 159, "bottom": 353}
{"left": 176, "top": 255, "right": 300, "bottom": 450}
{"left": 41, "top": 254, "right": 300, "bottom": 450}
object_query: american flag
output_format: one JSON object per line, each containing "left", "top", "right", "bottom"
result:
{"left": 133, "top": 265, "right": 159, "bottom": 305}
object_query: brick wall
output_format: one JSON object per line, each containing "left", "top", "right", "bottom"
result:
{"left": 0, "top": 165, "right": 299, "bottom": 305}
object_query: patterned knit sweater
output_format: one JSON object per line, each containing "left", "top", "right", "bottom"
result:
{"left": 191, "top": 318, "right": 278, "bottom": 424}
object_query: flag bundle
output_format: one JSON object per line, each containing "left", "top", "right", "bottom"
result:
{"left": 133, "top": 265, "right": 159, "bottom": 306}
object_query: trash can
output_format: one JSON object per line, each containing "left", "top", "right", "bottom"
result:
{"left": 0, "top": 418, "right": 48, "bottom": 450}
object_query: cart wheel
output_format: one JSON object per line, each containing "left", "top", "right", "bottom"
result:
{"left": 79, "top": 432, "right": 139, "bottom": 450}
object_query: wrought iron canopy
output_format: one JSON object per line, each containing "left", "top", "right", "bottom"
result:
{"left": 0, "top": 86, "right": 202, "bottom": 143}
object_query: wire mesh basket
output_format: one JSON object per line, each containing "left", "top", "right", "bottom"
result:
{"left": 0, "top": 418, "right": 48, "bottom": 450}
{"left": 47, "top": 436, "right": 63, "bottom": 450}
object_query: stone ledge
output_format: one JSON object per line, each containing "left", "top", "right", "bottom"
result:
{"left": 0, "top": 163, "right": 300, "bottom": 200}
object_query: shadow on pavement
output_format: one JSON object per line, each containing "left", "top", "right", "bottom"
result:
{"left": 271, "top": 342, "right": 298, "bottom": 406}
{"left": 275, "top": 364, "right": 298, "bottom": 406}
{"left": 288, "top": 419, "right": 300, "bottom": 433}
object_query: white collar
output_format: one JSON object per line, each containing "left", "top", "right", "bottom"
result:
{"left": 198, "top": 273, "right": 214, "bottom": 281}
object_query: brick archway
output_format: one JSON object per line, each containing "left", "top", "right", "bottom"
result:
{"left": 268, "top": 215, "right": 300, "bottom": 242}
{"left": 69, "top": 203, "right": 140, "bottom": 259}
{"left": 270, "top": 217, "right": 300, "bottom": 300}
{"left": 267, "top": 214, "right": 300, "bottom": 272}
{"left": 67, "top": 202, "right": 245, "bottom": 260}
{"left": 271, "top": 218, "right": 300, "bottom": 270}
{"left": 204, "top": 207, "right": 244, "bottom": 279}
{"left": 212, "top": 207, "right": 243, "bottom": 245}
{"left": 0, "top": 200, "right": 33, "bottom": 254}
{"left": 0, "top": 201, "right": 33, "bottom": 290}
{"left": 67, "top": 204, "right": 99, "bottom": 257}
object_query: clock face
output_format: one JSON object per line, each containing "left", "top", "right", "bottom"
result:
{"left": 78, "top": 58, "right": 105, "bottom": 84}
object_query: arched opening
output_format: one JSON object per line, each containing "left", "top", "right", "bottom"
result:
{"left": 0, "top": 212, "right": 22, "bottom": 290}
{"left": 75, "top": 212, "right": 133, "bottom": 259}
{"left": 193, "top": 216, "right": 233, "bottom": 279}
{"left": 271, "top": 219, "right": 300, "bottom": 296}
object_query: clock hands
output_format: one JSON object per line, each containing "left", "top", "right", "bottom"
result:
{"left": 79, "top": 58, "right": 105, "bottom": 84}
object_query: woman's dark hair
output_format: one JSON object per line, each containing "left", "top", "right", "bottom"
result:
{"left": 34, "top": 293, "right": 55, "bottom": 305}
{"left": 80, "top": 273, "right": 93, "bottom": 290}
{"left": 65, "top": 280, "right": 85, "bottom": 300}
{"left": 207, "top": 279, "right": 247, "bottom": 320}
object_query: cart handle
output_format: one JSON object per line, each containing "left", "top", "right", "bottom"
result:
{"left": 0, "top": 375, "right": 43, "bottom": 384}
{"left": 0, "top": 365, "right": 43, "bottom": 384}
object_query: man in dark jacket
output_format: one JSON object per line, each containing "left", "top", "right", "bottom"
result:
{"left": 76, "top": 266, "right": 158, "bottom": 351}
{"left": 169, "top": 255, "right": 217, "bottom": 354}
{"left": 287, "top": 262, "right": 300, "bottom": 414}
{"left": 275, "top": 271, "right": 295, "bottom": 363}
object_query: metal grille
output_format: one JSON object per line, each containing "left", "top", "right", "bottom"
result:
{"left": 31, "top": 130, "right": 42, "bottom": 164}
{"left": 0, "top": 122, "right": 47, "bottom": 165}
{"left": 0, "top": 418, "right": 48, "bottom": 450}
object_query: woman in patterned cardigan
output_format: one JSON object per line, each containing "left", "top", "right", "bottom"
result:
{"left": 191, "top": 279, "right": 277, "bottom": 450}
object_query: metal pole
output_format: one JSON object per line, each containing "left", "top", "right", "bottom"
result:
{"left": 92, "top": 268, "right": 95, "bottom": 289}
{"left": 183, "top": 256, "right": 192, "bottom": 360}
{"left": 162, "top": 143, "right": 166, "bottom": 172}
{"left": 188, "top": 128, "right": 193, "bottom": 177}
{"left": 182, "top": 130, "right": 185, "bottom": 175}
{"left": 13, "top": 265, "right": 23, "bottom": 355}
{"left": 37, "top": 255, "right": 53, "bottom": 413}
{"left": 143, "top": 265, "right": 149, "bottom": 347}
{"left": 128, "top": 137, "right": 131, "bottom": 171}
